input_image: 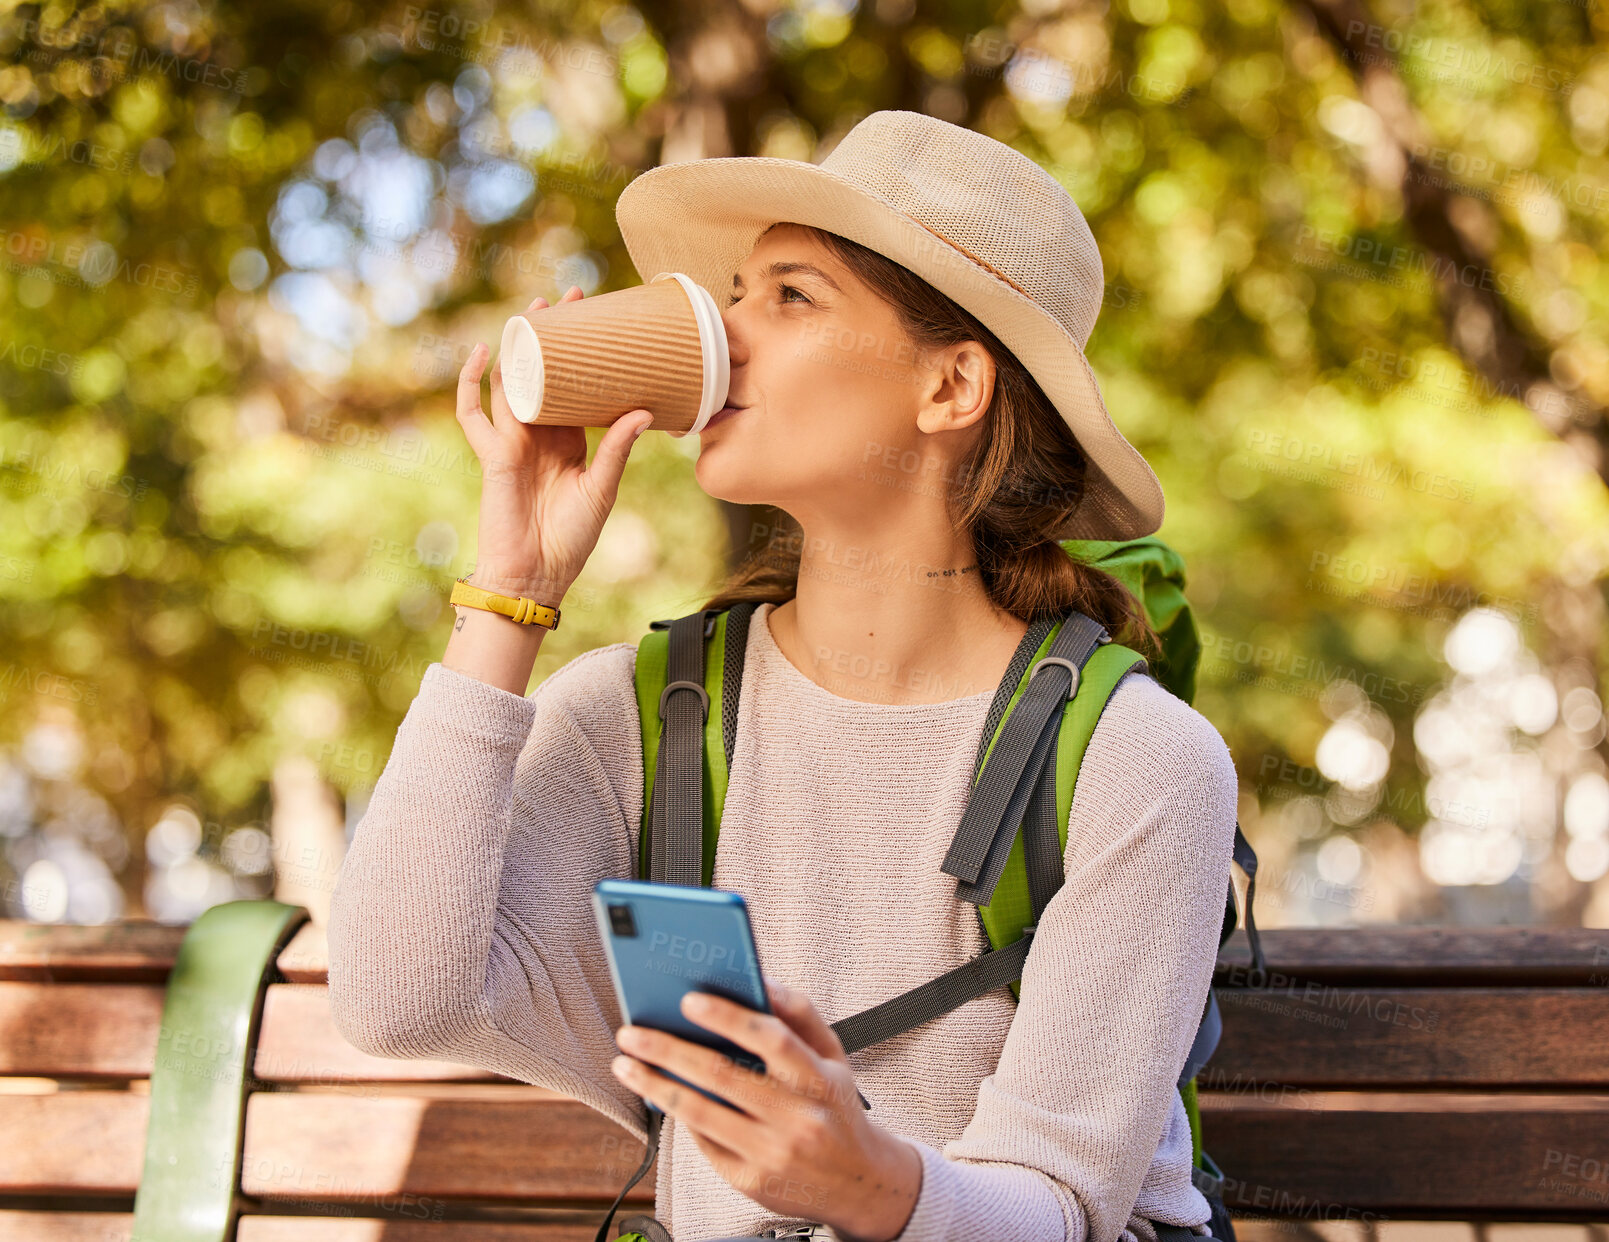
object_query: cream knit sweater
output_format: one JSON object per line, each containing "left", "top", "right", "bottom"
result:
{"left": 328, "top": 601, "right": 1238, "bottom": 1242}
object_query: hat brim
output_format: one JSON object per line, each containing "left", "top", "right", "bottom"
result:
{"left": 614, "top": 157, "right": 1164, "bottom": 541}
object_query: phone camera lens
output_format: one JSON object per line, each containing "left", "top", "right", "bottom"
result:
{"left": 607, "top": 903, "right": 636, "bottom": 938}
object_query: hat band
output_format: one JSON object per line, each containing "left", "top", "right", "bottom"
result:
{"left": 900, "top": 212, "right": 1033, "bottom": 300}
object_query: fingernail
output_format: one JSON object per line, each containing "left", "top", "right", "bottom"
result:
{"left": 632, "top": 417, "right": 649, "bottom": 440}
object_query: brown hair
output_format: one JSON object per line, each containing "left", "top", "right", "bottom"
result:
{"left": 701, "top": 223, "right": 1160, "bottom": 660}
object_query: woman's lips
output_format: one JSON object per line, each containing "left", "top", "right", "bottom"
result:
{"left": 704, "top": 404, "right": 745, "bottom": 429}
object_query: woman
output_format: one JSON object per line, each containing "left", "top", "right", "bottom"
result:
{"left": 328, "top": 110, "right": 1237, "bottom": 1242}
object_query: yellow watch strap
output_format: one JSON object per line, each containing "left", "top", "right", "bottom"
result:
{"left": 450, "top": 577, "right": 562, "bottom": 630}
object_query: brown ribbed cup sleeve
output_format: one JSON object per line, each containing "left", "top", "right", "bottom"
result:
{"left": 516, "top": 277, "right": 706, "bottom": 432}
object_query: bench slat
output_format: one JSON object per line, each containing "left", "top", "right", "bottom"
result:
{"left": 0, "top": 1092, "right": 653, "bottom": 1203}
{"left": 0, "top": 1212, "right": 130, "bottom": 1241}
{"left": 0, "top": 985, "right": 163, "bottom": 1078}
{"left": 1209, "top": 987, "right": 1609, "bottom": 1087}
{"left": 240, "top": 1219, "right": 607, "bottom": 1240}
{"left": 273, "top": 923, "right": 331, "bottom": 984}
{"left": 0, "top": 1213, "right": 605, "bottom": 1240}
{"left": 7, "top": 1087, "right": 1607, "bottom": 1218}
{"left": 0, "top": 1095, "right": 147, "bottom": 1193}
{"left": 1215, "top": 928, "right": 1609, "bottom": 986}
{"left": 16, "top": 979, "right": 1602, "bottom": 1090}
{"left": 8, "top": 922, "right": 1606, "bottom": 985}
{"left": 255, "top": 986, "right": 503, "bottom": 1084}
{"left": 240, "top": 1094, "right": 655, "bottom": 1205}
{"left": 1200, "top": 1092, "right": 1609, "bottom": 1215}
{"left": 0, "top": 922, "right": 186, "bottom": 983}
{"left": 0, "top": 982, "right": 505, "bottom": 1083}
{"left": 0, "top": 921, "right": 329, "bottom": 983}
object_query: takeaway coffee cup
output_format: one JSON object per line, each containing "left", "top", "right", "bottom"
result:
{"left": 496, "top": 272, "right": 729, "bottom": 437}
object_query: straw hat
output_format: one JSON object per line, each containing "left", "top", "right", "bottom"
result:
{"left": 613, "top": 109, "right": 1165, "bottom": 541}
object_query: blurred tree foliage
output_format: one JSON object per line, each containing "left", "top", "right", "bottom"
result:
{"left": 0, "top": 0, "right": 1606, "bottom": 918}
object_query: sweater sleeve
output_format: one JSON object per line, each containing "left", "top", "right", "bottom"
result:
{"left": 874, "top": 671, "right": 1239, "bottom": 1242}
{"left": 326, "top": 644, "right": 651, "bottom": 1144}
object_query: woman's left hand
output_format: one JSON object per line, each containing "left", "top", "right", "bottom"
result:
{"left": 611, "top": 978, "right": 923, "bottom": 1242}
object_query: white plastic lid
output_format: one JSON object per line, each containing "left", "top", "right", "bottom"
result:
{"left": 652, "top": 272, "right": 730, "bottom": 436}
{"left": 498, "top": 313, "right": 543, "bottom": 424}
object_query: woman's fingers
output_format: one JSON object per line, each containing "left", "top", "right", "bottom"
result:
{"left": 522, "top": 284, "right": 578, "bottom": 314}
{"left": 673, "top": 994, "right": 831, "bottom": 1108}
{"left": 454, "top": 343, "right": 496, "bottom": 457}
{"left": 579, "top": 410, "right": 652, "bottom": 515}
{"left": 614, "top": 1027, "right": 770, "bottom": 1115}
{"left": 612, "top": 1045, "right": 766, "bottom": 1148}
{"left": 455, "top": 342, "right": 489, "bottom": 419}
{"left": 764, "top": 978, "right": 850, "bottom": 1064}
{"left": 486, "top": 353, "right": 515, "bottom": 431}
{"left": 676, "top": 989, "right": 862, "bottom": 1121}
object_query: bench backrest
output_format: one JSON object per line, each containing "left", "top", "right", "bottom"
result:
{"left": 1205, "top": 926, "right": 1609, "bottom": 1222}
{"left": 1, "top": 914, "right": 1606, "bottom": 1237}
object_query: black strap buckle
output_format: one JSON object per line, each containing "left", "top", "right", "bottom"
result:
{"left": 649, "top": 615, "right": 719, "bottom": 638}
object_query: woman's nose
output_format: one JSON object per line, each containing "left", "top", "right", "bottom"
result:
{"left": 720, "top": 304, "right": 748, "bottom": 366}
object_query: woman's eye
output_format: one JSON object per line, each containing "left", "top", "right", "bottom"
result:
{"left": 725, "top": 285, "right": 811, "bottom": 308}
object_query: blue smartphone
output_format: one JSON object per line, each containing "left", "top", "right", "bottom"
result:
{"left": 591, "top": 878, "right": 771, "bottom": 1114}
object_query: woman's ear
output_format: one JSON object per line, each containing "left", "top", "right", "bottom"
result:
{"left": 915, "top": 339, "right": 996, "bottom": 436}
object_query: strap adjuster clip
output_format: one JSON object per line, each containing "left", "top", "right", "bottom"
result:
{"left": 1028, "top": 655, "right": 1080, "bottom": 700}
{"left": 659, "top": 679, "right": 710, "bottom": 722}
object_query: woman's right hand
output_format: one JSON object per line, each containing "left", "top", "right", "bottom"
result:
{"left": 455, "top": 284, "right": 655, "bottom": 602}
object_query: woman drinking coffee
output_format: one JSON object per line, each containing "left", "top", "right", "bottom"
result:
{"left": 328, "top": 110, "right": 1238, "bottom": 1242}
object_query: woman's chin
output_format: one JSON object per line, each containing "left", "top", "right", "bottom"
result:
{"left": 691, "top": 451, "right": 739, "bottom": 497}
{"left": 692, "top": 456, "right": 770, "bottom": 507}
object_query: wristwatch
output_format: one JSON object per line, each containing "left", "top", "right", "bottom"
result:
{"left": 450, "top": 576, "right": 562, "bottom": 630}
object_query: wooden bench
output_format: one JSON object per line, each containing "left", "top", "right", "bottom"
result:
{"left": 0, "top": 902, "right": 649, "bottom": 1241}
{"left": 1, "top": 901, "right": 1605, "bottom": 1240}
{"left": 1206, "top": 926, "right": 1609, "bottom": 1225}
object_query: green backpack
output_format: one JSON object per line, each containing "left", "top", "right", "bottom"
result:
{"left": 600, "top": 536, "right": 1264, "bottom": 1242}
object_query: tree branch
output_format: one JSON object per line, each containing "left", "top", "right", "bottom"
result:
{"left": 1291, "top": 0, "right": 1607, "bottom": 485}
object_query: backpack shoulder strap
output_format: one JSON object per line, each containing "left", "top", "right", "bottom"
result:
{"left": 632, "top": 603, "right": 755, "bottom": 886}
{"left": 941, "top": 610, "right": 1122, "bottom": 904}
{"left": 973, "top": 626, "right": 1150, "bottom": 1000}
{"left": 831, "top": 609, "right": 1138, "bottom": 1055}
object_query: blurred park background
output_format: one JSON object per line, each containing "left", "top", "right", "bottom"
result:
{"left": 0, "top": 0, "right": 1606, "bottom": 932}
